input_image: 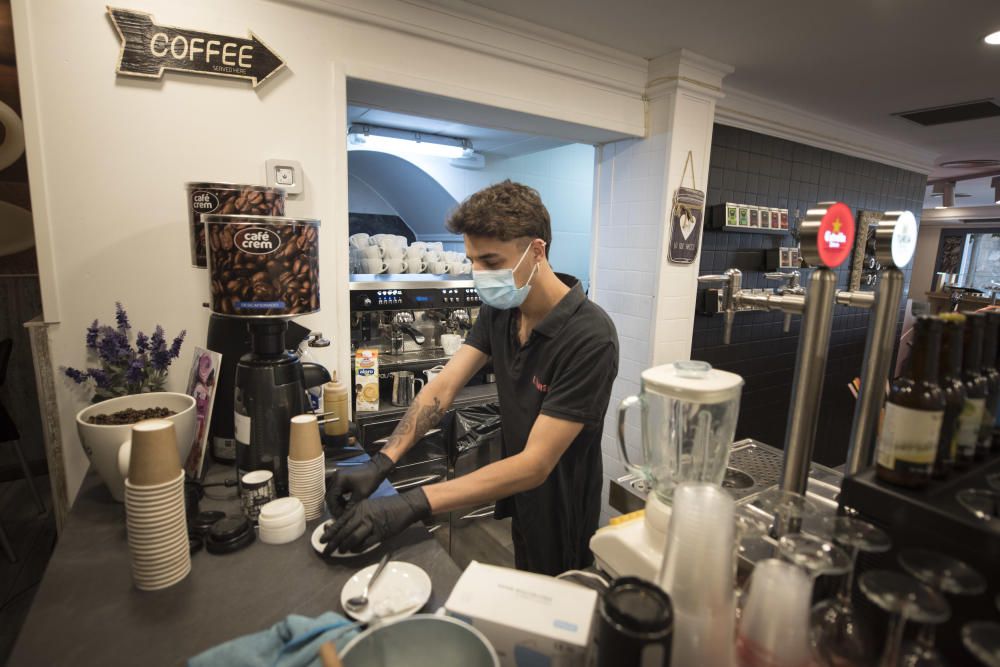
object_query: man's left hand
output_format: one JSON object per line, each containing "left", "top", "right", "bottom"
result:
{"left": 319, "top": 489, "right": 431, "bottom": 556}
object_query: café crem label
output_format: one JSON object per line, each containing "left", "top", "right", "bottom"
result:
{"left": 234, "top": 228, "right": 282, "bottom": 255}
{"left": 108, "top": 7, "right": 286, "bottom": 88}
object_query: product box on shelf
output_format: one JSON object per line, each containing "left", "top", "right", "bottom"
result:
{"left": 354, "top": 349, "right": 380, "bottom": 412}
{"left": 445, "top": 561, "right": 597, "bottom": 667}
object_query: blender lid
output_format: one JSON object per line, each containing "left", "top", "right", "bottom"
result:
{"left": 640, "top": 360, "right": 743, "bottom": 403}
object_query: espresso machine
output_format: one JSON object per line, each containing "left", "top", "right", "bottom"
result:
{"left": 349, "top": 275, "right": 486, "bottom": 409}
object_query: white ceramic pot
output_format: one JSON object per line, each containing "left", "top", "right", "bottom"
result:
{"left": 76, "top": 392, "right": 196, "bottom": 502}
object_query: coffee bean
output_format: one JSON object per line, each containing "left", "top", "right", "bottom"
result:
{"left": 187, "top": 184, "right": 286, "bottom": 268}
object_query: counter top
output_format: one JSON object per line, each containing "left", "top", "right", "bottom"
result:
{"left": 354, "top": 383, "right": 497, "bottom": 422}
{"left": 8, "top": 464, "right": 462, "bottom": 667}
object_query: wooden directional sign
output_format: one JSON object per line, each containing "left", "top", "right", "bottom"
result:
{"left": 108, "top": 7, "right": 286, "bottom": 88}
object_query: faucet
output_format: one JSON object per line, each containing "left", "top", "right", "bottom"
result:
{"left": 697, "top": 269, "right": 807, "bottom": 344}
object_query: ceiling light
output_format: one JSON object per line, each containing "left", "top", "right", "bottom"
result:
{"left": 986, "top": 30, "right": 1000, "bottom": 45}
{"left": 347, "top": 124, "right": 471, "bottom": 159}
{"left": 938, "top": 159, "right": 1000, "bottom": 169}
{"left": 993, "top": 176, "right": 1000, "bottom": 204}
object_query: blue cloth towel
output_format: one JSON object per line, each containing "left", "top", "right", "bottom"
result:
{"left": 188, "top": 612, "right": 359, "bottom": 667}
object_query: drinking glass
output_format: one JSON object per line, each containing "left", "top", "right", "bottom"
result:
{"left": 777, "top": 532, "right": 852, "bottom": 579}
{"left": 858, "top": 570, "right": 950, "bottom": 667}
{"left": 986, "top": 472, "right": 1000, "bottom": 491}
{"left": 810, "top": 517, "right": 892, "bottom": 667}
{"left": 956, "top": 489, "right": 1000, "bottom": 524}
{"left": 897, "top": 548, "right": 986, "bottom": 667}
{"left": 962, "top": 621, "right": 1000, "bottom": 667}
{"left": 751, "top": 487, "right": 819, "bottom": 537}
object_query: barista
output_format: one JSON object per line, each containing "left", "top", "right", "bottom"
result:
{"left": 321, "top": 180, "right": 619, "bottom": 575}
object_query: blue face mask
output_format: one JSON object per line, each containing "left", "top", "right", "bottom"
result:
{"left": 473, "top": 243, "right": 539, "bottom": 310}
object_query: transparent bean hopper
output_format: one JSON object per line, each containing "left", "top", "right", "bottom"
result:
{"left": 590, "top": 360, "right": 744, "bottom": 580}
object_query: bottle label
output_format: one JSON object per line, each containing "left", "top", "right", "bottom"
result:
{"left": 956, "top": 398, "right": 985, "bottom": 457}
{"left": 876, "top": 403, "right": 943, "bottom": 474}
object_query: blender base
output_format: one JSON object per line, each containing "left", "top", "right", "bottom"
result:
{"left": 590, "top": 494, "right": 671, "bottom": 581}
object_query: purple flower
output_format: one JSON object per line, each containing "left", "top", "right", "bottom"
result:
{"left": 135, "top": 331, "right": 149, "bottom": 353}
{"left": 64, "top": 367, "right": 88, "bottom": 384}
{"left": 114, "top": 302, "right": 130, "bottom": 331}
{"left": 125, "top": 358, "right": 145, "bottom": 386}
{"left": 169, "top": 330, "right": 186, "bottom": 359}
{"left": 150, "top": 325, "right": 165, "bottom": 354}
{"left": 85, "top": 320, "right": 99, "bottom": 350}
{"left": 88, "top": 368, "right": 111, "bottom": 389}
{"left": 97, "top": 326, "right": 130, "bottom": 366}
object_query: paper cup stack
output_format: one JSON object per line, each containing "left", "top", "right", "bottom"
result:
{"left": 288, "top": 414, "right": 326, "bottom": 520}
{"left": 124, "top": 420, "right": 191, "bottom": 591}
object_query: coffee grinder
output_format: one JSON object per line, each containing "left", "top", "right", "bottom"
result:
{"left": 203, "top": 214, "right": 329, "bottom": 493}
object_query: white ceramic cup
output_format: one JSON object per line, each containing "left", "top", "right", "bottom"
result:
{"left": 409, "top": 242, "right": 427, "bottom": 251}
{"left": 377, "top": 238, "right": 406, "bottom": 251}
{"left": 359, "top": 245, "right": 383, "bottom": 259}
{"left": 383, "top": 246, "right": 405, "bottom": 259}
{"left": 441, "top": 334, "right": 463, "bottom": 356}
{"left": 449, "top": 262, "right": 470, "bottom": 275}
{"left": 404, "top": 248, "right": 425, "bottom": 260}
{"left": 385, "top": 259, "right": 408, "bottom": 273}
{"left": 429, "top": 261, "right": 450, "bottom": 274}
{"left": 349, "top": 233, "right": 371, "bottom": 249}
{"left": 427, "top": 242, "right": 444, "bottom": 252}
{"left": 405, "top": 260, "right": 427, "bottom": 273}
{"left": 361, "top": 259, "right": 388, "bottom": 274}
{"left": 423, "top": 251, "right": 441, "bottom": 262}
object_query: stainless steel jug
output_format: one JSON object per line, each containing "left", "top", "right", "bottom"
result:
{"left": 390, "top": 371, "right": 425, "bottom": 406}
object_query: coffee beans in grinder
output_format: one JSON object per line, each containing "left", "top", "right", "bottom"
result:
{"left": 205, "top": 215, "right": 321, "bottom": 318}
{"left": 186, "top": 183, "right": 286, "bottom": 268}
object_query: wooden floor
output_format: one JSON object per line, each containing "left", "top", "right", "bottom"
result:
{"left": 0, "top": 473, "right": 55, "bottom": 665}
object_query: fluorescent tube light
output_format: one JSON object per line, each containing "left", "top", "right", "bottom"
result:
{"left": 348, "top": 124, "right": 470, "bottom": 159}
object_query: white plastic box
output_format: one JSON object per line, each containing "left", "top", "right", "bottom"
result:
{"left": 444, "top": 561, "right": 597, "bottom": 667}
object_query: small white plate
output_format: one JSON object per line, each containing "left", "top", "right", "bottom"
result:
{"left": 340, "top": 561, "right": 432, "bottom": 623}
{"left": 310, "top": 521, "right": 380, "bottom": 558}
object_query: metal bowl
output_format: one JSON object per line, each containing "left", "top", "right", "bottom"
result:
{"left": 340, "top": 614, "right": 499, "bottom": 667}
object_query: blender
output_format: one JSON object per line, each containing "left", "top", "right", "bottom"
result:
{"left": 590, "top": 360, "right": 743, "bottom": 580}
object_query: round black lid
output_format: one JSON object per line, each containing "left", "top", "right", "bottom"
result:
{"left": 209, "top": 516, "right": 251, "bottom": 542}
{"left": 601, "top": 577, "right": 673, "bottom": 635}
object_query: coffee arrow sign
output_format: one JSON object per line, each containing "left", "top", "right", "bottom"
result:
{"left": 108, "top": 7, "right": 286, "bottom": 88}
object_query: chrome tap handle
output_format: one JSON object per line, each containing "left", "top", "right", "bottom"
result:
{"left": 765, "top": 271, "right": 802, "bottom": 331}
{"left": 698, "top": 269, "right": 741, "bottom": 344}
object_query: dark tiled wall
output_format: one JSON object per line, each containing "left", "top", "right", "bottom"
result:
{"left": 694, "top": 125, "right": 927, "bottom": 466}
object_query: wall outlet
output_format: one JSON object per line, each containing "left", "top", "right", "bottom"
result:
{"left": 265, "top": 158, "right": 303, "bottom": 195}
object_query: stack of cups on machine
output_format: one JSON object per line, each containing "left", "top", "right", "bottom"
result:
{"left": 123, "top": 420, "right": 191, "bottom": 591}
{"left": 287, "top": 414, "right": 326, "bottom": 520}
{"left": 656, "top": 482, "right": 736, "bottom": 667}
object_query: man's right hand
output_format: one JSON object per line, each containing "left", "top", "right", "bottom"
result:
{"left": 324, "top": 451, "right": 395, "bottom": 519}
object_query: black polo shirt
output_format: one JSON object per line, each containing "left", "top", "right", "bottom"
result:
{"left": 464, "top": 274, "right": 619, "bottom": 575}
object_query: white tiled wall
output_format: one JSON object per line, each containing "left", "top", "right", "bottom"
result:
{"left": 591, "top": 136, "right": 670, "bottom": 526}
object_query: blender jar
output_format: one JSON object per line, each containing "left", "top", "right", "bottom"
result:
{"left": 618, "top": 361, "right": 743, "bottom": 502}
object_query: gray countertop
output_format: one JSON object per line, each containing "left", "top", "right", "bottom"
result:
{"left": 8, "top": 465, "right": 462, "bottom": 667}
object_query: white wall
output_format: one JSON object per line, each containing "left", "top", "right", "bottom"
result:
{"left": 13, "top": 0, "right": 643, "bottom": 503}
{"left": 354, "top": 143, "right": 596, "bottom": 285}
{"left": 911, "top": 221, "right": 941, "bottom": 297}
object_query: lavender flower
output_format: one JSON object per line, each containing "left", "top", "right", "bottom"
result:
{"left": 85, "top": 320, "right": 99, "bottom": 350}
{"left": 114, "top": 301, "right": 130, "bottom": 331}
{"left": 169, "top": 331, "right": 186, "bottom": 359}
{"left": 63, "top": 304, "right": 185, "bottom": 403}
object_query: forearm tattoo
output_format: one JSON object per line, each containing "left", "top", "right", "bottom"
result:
{"left": 383, "top": 395, "right": 444, "bottom": 455}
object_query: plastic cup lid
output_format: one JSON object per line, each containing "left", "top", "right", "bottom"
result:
{"left": 640, "top": 361, "right": 743, "bottom": 403}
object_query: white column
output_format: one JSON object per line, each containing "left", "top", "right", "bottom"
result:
{"left": 591, "top": 50, "right": 731, "bottom": 522}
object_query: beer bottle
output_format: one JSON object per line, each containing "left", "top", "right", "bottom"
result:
{"left": 934, "top": 313, "right": 967, "bottom": 478}
{"left": 876, "top": 316, "right": 946, "bottom": 488}
{"left": 981, "top": 312, "right": 1000, "bottom": 456}
{"left": 956, "top": 313, "right": 988, "bottom": 467}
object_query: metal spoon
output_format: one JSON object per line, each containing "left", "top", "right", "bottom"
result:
{"left": 345, "top": 552, "right": 390, "bottom": 613}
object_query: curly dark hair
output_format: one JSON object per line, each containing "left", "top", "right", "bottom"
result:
{"left": 446, "top": 180, "right": 551, "bottom": 256}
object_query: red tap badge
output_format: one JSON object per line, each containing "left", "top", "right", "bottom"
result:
{"left": 816, "top": 202, "right": 855, "bottom": 268}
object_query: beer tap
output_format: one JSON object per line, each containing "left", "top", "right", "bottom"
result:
{"left": 697, "top": 269, "right": 807, "bottom": 345}
{"left": 765, "top": 271, "right": 805, "bottom": 333}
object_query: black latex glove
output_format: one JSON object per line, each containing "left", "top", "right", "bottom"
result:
{"left": 325, "top": 452, "right": 395, "bottom": 519}
{"left": 319, "top": 489, "right": 431, "bottom": 556}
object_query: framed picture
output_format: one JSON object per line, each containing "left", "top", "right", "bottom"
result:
{"left": 849, "top": 210, "right": 883, "bottom": 291}
{"left": 183, "top": 347, "right": 222, "bottom": 480}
